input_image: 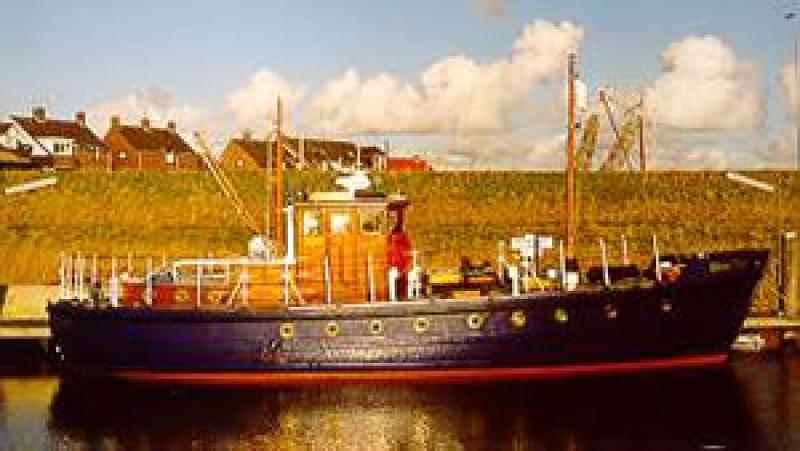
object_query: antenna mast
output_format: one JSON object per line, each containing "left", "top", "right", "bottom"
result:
{"left": 565, "top": 53, "right": 578, "bottom": 258}
{"left": 271, "top": 97, "right": 285, "bottom": 251}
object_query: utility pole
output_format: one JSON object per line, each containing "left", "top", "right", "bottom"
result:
{"left": 565, "top": 53, "right": 578, "bottom": 258}
{"left": 639, "top": 92, "right": 647, "bottom": 173}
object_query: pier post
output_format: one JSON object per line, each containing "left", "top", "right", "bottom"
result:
{"left": 77, "top": 252, "right": 84, "bottom": 302}
{"left": 781, "top": 231, "right": 800, "bottom": 318}
{"left": 59, "top": 252, "right": 66, "bottom": 299}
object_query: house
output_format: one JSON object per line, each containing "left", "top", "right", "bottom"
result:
{"left": 103, "top": 116, "right": 203, "bottom": 170}
{"left": 220, "top": 132, "right": 386, "bottom": 171}
{"left": 3, "top": 107, "right": 107, "bottom": 170}
{"left": 386, "top": 156, "right": 432, "bottom": 172}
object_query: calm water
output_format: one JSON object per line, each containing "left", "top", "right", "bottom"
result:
{"left": 0, "top": 355, "right": 798, "bottom": 450}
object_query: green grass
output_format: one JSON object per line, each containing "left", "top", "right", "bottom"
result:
{"left": 0, "top": 169, "right": 797, "bottom": 291}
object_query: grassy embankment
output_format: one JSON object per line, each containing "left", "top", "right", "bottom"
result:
{"left": 0, "top": 170, "right": 797, "bottom": 296}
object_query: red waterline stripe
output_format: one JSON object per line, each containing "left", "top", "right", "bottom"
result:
{"left": 112, "top": 353, "right": 728, "bottom": 386}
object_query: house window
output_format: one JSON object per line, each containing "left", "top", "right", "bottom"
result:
{"left": 119, "top": 152, "right": 127, "bottom": 160}
{"left": 236, "top": 159, "right": 244, "bottom": 168}
{"left": 166, "top": 151, "right": 175, "bottom": 164}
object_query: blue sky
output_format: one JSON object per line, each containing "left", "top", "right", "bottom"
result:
{"left": 1, "top": 0, "right": 798, "bottom": 169}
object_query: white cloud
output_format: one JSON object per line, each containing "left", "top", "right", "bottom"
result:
{"left": 226, "top": 70, "right": 305, "bottom": 133}
{"left": 307, "top": 20, "right": 583, "bottom": 135}
{"left": 647, "top": 35, "right": 764, "bottom": 130}
{"left": 86, "top": 86, "right": 205, "bottom": 136}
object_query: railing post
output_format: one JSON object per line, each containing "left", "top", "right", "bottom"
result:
{"left": 195, "top": 263, "right": 202, "bottom": 308}
{"left": 283, "top": 258, "right": 289, "bottom": 306}
{"left": 559, "top": 240, "right": 567, "bottom": 290}
{"left": 368, "top": 253, "right": 375, "bottom": 303}
{"left": 59, "top": 252, "right": 66, "bottom": 299}
{"left": 388, "top": 267, "right": 399, "bottom": 302}
{"left": 110, "top": 256, "right": 119, "bottom": 307}
{"left": 77, "top": 252, "right": 84, "bottom": 302}
{"left": 324, "top": 255, "right": 332, "bottom": 305}
{"left": 240, "top": 263, "right": 250, "bottom": 306}
{"left": 145, "top": 256, "right": 153, "bottom": 307}
{"left": 621, "top": 235, "right": 629, "bottom": 265}
{"left": 600, "top": 238, "right": 610, "bottom": 288}
{"left": 509, "top": 265, "right": 520, "bottom": 297}
{"left": 652, "top": 234, "right": 662, "bottom": 283}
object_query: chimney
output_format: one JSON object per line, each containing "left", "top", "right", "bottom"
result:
{"left": 32, "top": 107, "right": 46, "bottom": 122}
{"left": 75, "top": 111, "right": 86, "bottom": 127}
{"left": 242, "top": 129, "right": 252, "bottom": 141}
{"left": 141, "top": 117, "right": 151, "bottom": 131}
{"left": 166, "top": 120, "right": 176, "bottom": 133}
{"left": 110, "top": 115, "right": 121, "bottom": 129}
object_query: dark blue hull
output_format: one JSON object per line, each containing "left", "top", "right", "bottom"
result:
{"left": 48, "top": 251, "right": 767, "bottom": 384}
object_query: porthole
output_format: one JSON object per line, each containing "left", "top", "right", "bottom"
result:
{"left": 554, "top": 308, "right": 569, "bottom": 323}
{"left": 369, "top": 319, "right": 384, "bottom": 336}
{"left": 414, "top": 317, "right": 431, "bottom": 334}
{"left": 510, "top": 310, "right": 527, "bottom": 329}
{"left": 661, "top": 299, "right": 673, "bottom": 313}
{"left": 466, "top": 312, "right": 487, "bottom": 330}
{"left": 325, "top": 321, "right": 341, "bottom": 338}
{"left": 279, "top": 322, "right": 295, "bottom": 340}
{"left": 604, "top": 303, "right": 618, "bottom": 319}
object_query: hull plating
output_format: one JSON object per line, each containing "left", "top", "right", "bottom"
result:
{"left": 48, "top": 261, "right": 763, "bottom": 384}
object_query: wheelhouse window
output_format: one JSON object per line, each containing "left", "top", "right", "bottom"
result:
{"left": 303, "top": 210, "right": 322, "bottom": 236}
{"left": 330, "top": 212, "right": 351, "bottom": 235}
{"left": 360, "top": 209, "right": 385, "bottom": 234}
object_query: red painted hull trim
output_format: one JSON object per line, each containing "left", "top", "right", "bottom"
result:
{"left": 113, "top": 353, "right": 729, "bottom": 386}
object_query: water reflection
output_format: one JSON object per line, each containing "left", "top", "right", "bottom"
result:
{"left": 44, "top": 367, "right": 760, "bottom": 450}
{"left": 0, "top": 356, "right": 797, "bottom": 449}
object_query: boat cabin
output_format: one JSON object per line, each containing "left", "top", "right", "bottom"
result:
{"left": 117, "top": 190, "right": 412, "bottom": 309}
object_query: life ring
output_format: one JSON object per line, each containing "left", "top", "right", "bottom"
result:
{"left": 174, "top": 289, "right": 190, "bottom": 304}
{"left": 325, "top": 321, "right": 341, "bottom": 338}
{"left": 369, "top": 319, "right": 384, "bottom": 336}
{"left": 279, "top": 322, "right": 295, "bottom": 340}
{"left": 554, "top": 308, "right": 569, "bottom": 323}
{"left": 510, "top": 310, "right": 526, "bottom": 329}
{"left": 466, "top": 312, "right": 486, "bottom": 330}
{"left": 413, "top": 317, "right": 430, "bottom": 334}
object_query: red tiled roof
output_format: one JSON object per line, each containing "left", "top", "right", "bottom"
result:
{"left": 0, "top": 123, "right": 11, "bottom": 134}
{"left": 387, "top": 156, "right": 431, "bottom": 171}
{"left": 115, "top": 125, "right": 194, "bottom": 154}
{"left": 12, "top": 116, "right": 104, "bottom": 148}
{"left": 227, "top": 135, "right": 383, "bottom": 169}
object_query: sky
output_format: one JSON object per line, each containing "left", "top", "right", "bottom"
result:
{"left": 1, "top": 0, "right": 799, "bottom": 170}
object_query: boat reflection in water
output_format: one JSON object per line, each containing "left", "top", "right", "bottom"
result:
{"left": 43, "top": 360, "right": 788, "bottom": 450}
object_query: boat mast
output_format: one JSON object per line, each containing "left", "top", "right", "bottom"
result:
{"left": 272, "top": 97, "right": 285, "bottom": 251}
{"left": 565, "top": 52, "right": 578, "bottom": 258}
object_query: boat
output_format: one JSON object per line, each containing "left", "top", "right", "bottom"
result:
{"left": 47, "top": 58, "right": 770, "bottom": 386}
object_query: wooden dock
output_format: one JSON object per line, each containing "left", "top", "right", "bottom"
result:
{"left": 0, "top": 285, "right": 54, "bottom": 340}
